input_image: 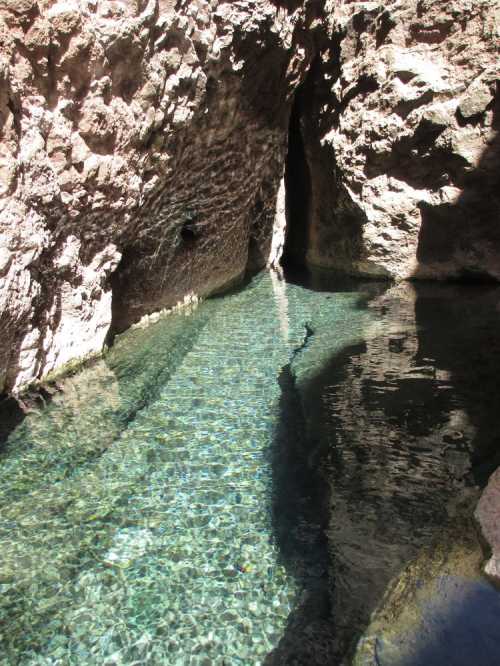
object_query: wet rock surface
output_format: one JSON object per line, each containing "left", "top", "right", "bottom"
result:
{"left": 475, "top": 467, "right": 500, "bottom": 583}
{"left": 353, "top": 520, "right": 500, "bottom": 666}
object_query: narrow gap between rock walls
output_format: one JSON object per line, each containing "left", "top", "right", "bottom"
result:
{"left": 281, "top": 72, "right": 313, "bottom": 271}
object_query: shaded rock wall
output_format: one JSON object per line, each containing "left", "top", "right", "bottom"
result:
{"left": 293, "top": 0, "right": 500, "bottom": 279}
{"left": 0, "top": 0, "right": 325, "bottom": 392}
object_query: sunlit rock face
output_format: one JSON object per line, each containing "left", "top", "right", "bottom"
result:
{"left": 0, "top": 0, "right": 324, "bottom": 392}
{"left": 295, "top": 0, "right": 500, "bottom": 280}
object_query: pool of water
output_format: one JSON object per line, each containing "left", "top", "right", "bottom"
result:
{"left": 1, "top": 270, "right": 500, "bottom": 665}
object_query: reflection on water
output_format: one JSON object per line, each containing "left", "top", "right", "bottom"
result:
{"left": 279, "top": 273, "right": 500, "bottom": 664}
{"left": 1, "top": 270, "right": 500, "bottom": 664}
{"left": 270, "top": 267, "right": 290, "bottom": 345}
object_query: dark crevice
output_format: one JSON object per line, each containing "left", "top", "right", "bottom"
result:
{"left": 375, "top": 10, "right": 396, "bottom": 47}
{"left": 394, "top": 89, "right": 434, "bottom": 119}
{"left": 281, "top": 78, "right": 313, "bottom": 270}
{"left": 6, "top": 98, "right": 22, "bottom": 138}
{"left": 455, "top": 104, "right": 491, "bottom": 128}
{"left": 336, "top": 74, "right": 379, "bottom": 121}
{"left": 269, "top": 0, "right": 304, "bottom": 13}
{"left": 282, "top": 51, "right": 371, "bottom": 275}
{"left": 0, "top": 396, "right": 26, "bottom": 453}
{"left": 180, "top": 216, "right": 200, "bottom": 245}
{"left": 106, "top": 245, "right": 142, "bottom": 342}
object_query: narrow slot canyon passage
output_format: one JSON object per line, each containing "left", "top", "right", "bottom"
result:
{"left": 1, "top": 0, "right": 500, "bottom": 664}
{"left": 2, "top": 61, "right": 500, "bottom": 666}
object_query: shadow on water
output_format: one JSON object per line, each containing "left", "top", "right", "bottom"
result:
{"left": 266, "top": 271, "right": 389, "bottom": 665}
{"left": 266, "top": 275, "right": 500, "bottom": 665}
{"left": 265, "top": 322, "right": 335, "bottom": 665}
{"left": 0, "top": 395, "right": 25, "bottom": 453}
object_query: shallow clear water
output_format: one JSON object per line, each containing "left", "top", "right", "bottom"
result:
{"left": 2, "top": 271, "right": 500, "bottom": 665}
{"left": 0, "top": 272, "right": 378, "bottom": 665}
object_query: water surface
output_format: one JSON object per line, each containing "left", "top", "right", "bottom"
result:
{"left": 1, "top": 271, "right": 500, "bottom": 665}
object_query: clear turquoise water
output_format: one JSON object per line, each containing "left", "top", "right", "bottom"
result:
{"left": 3, "top": 271, "right": 500, "bottom": 665}
{"left": 0, "top": 272, "right": 379, "bottom": 665}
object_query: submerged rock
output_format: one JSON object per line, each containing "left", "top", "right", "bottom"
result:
{"left": 475, "top": 467, "right": 500, "bottom": 584}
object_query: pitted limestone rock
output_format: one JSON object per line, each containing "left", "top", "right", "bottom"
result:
{"left": 0, "top": 0, "right": 324, "bottom": 392}
{"left": 300, "top": 0, "right": 499, "bottom": 280}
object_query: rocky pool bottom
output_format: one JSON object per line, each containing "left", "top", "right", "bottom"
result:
{"left": 1, "top": 270, "right": 500, "bottom": 665}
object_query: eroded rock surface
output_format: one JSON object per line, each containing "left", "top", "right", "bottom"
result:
{"left": 1, "top": 0, "right": 499, "bottom": 392}
{"left": 295, "top": 0, "right": 500, "bottom": 279}
{"left": 0, "top": 0, "right": 324, "bottom": 392}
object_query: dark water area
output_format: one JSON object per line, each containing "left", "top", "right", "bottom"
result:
{"left": 1, "top": 270, "right": 500, "bottom": 664}
{"left": 268, "top": 267, "right": 500, "bottom": 665}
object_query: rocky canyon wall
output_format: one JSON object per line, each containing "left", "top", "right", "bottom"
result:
{"left": 289, "top": 0, "right": 499, "bottom": 280}
{"left": 0, "top": 0, "right": 326, "bottom": 393}
{"left": 0, "top": 0, "right": 498, "bottom": 393}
